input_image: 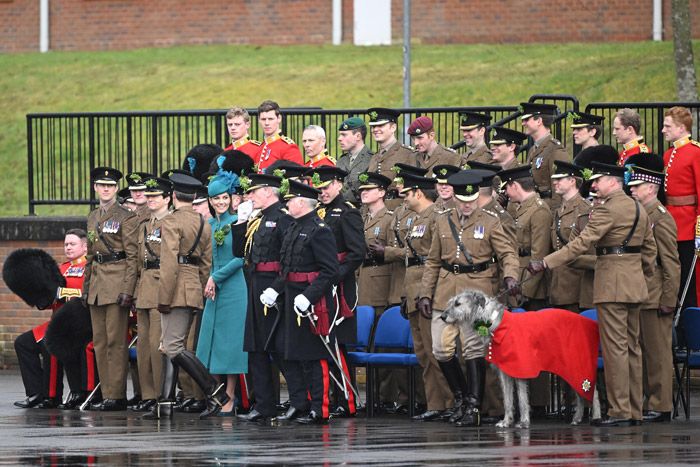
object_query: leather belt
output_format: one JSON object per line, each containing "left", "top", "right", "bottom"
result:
{"left": 177, "top": 255, "right": 200, "bottom": 265}
{"left": 596, "top": 246, "right": 642, "bottom": 256}
{"left": 441, "top": 257, "right": 495, "bottom": 274}
{"left": 666, "top": 195, "right": 697, "bottom": 206}
{"left": 518, "top": 247, "right": 532, "bottom": 257}
{"left": 363, "top": 258, "right": 384, "bottom": 267}
{"left": 406, "top": 256, "right": 426, "bottom": 267}
{"left": 255, "top": 261, "right": 281, "bottom": 272}
{"left": 93, "top": 251, "right": 126, "bottom": 264}
{"left": 144, "top": 259, "right": 160, "bottom": 270}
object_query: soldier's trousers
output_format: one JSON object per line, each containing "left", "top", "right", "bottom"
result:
{"left": 598, "top": 302, "right": 643, "bottom": 420}
{"left": 409, "top": 312, "right": 452, "bottom": 411}
{"left": 303, "top": 359, "right": 332, "bottom": 418}
{"left": 248, "top": 351, "right": 284, "bottom": 417}
{"left": 90, "top": 303, "right": 129, "bottom": 399}
{"left": 284, "top": 359, "right": 312, "bottom": 412}
{"left": 640, "top": 308, "right": 673, "bottom": 412}
{"left": 431, "top": 310, "right": 486, "bottom": 361}
{"left": 136, "top": 308, "right": 162, "bottom": 401}
{"left": 14, "top": 331, "right": 63, "bottom": 399}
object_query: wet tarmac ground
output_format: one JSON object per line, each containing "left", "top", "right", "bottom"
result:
{"left": 3, "top": 371, "right": 700, "bottom": 466}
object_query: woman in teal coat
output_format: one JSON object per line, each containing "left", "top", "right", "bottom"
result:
{"left": 196, "top": 171, "right": 248, "bottom": 415}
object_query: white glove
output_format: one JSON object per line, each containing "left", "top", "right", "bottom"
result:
{"left": 260, "top": 288, "right": 279, "bottom": 307}
{"left": 294, "top": 294, "right": 311, "bottom": 313}
{"left": 237, "top": 200, "right": 254, "bottom": 223}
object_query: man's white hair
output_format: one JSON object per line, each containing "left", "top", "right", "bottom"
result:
{"left": 304, "top": 124, "right": 326, "bottom": 141}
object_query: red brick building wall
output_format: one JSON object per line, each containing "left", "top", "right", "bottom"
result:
{"left": 2, "top": 0, "right": 700, "bottom": 53}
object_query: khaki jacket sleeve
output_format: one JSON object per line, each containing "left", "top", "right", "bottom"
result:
{"left": 157, "top": 217, "right": 180, "bottom": 306}
{"left": 545, "top": 203, "right": 612, "bottom": 269}
{"left": 654, "top": 216, "right": 681, "bottom": 307}
{"left": 120, "top": 213, "right": 140, "bottom": 296}
{"left": 641, "top": 215, "right": 658, "bottom": 281}
{"left": 568, "top": 254, "right": 596, "bottom": 270}
{"left": 198, "top": 224, "right": 212, "bottom": 290}
{"left": 491, "top": 220, "right": 520, "bottom": 280}
{"left": 419, "top": 221, "right": 441, "bottom": 299}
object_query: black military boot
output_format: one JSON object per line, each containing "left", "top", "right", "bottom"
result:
{"left": 172, "top": 351, "right": 229, "bottom": 419}
{"left": 456, "top": 358, "right": 486, "bottom": 427}
{"left": 144, "top": 355, "right": 178, "bottom": 420}
{"left": 437, "top": 357, "right": 469, "bottom": 424}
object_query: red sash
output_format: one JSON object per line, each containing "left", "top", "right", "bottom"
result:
{"left": 287, "top": 271, "right": 330, "bottom": 336}
{"left": 336, "top": 252, "right": 354, "bottom": 319}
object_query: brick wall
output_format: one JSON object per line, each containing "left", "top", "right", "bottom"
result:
{"left": 0, "top": 217, "right": 86, "bottom": 368}
{"left": 2, "top": 0, "right": 700, "bottom": 53}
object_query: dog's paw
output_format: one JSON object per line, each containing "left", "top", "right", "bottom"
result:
{"left": 515, "top": 420, "right": 530, "bottom": 429}
{"left": 570, "top": 419, "right": 582, "bottom": 426}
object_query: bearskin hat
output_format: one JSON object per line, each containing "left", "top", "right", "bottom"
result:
{"left": 2, "top": 249, "right": 64, "bottom": 309}
{"left": 209, "top": 149, "right": 256, "bottom": 176}
{"left": 182, "top": 144, "right": 224, "bottom": 181}
{"left": 45, "top": 298, "right": 92, "bottom": 361}
{"left": 573, "top": 144, "right": 619, "bottom": 169}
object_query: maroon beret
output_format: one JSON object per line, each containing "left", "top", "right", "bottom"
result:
{"left": 407, "top": 116, "right": 434, "bottom": 136}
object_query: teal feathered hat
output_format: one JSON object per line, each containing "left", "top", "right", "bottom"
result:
{"left": 208, "top": 170, "right": 240, "bottom": 197}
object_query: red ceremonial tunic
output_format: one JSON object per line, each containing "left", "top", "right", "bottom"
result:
{"left": 304, "top": 151, "right": 336, "bottom": 169}
{"left": 618, "top": 137, "right": 650, "bottom": 166}
{"left": 32, "top": 256, "right": 87, "bottom": 342}
{"left": 485, "top": 308, "right": 599, "bottom": 401}
{"left": 257, "top": 134, "right": 304, "bottom": 172}
{"left": 224, "top": 136, "right": 262, "bottom": 162}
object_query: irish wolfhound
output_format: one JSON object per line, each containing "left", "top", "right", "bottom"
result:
{"left": 442, "top": 289, "right": 601, "bottom": 428}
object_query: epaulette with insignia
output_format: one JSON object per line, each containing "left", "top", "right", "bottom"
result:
{"left": 401, "top": 144, "right": 416, "bottom": 151}
{"left": 280, "top": 208, "right": 289, "bottom": 214}
{"left": 332, "top": 207, "right": 343, "bottom": 212}
{"left": 482, "top": 209, "right": 498, "bottom": 218}
{"left": 692, "top": 140, "right": 700, "bottom": 148}
{"left": 536, "top": 199, "right": 544, "bottom": 206}
{"left": 437, "top": 208, "right": 453, "bottom": 215}
{"left": 446, "top": 146, "right": 457, "bottom": 153}
{"left": 640, "top": 144, "right": 650, "bottom": 153}
{"left": 658, "top": 205, "right": 667, "bottom": 213}
{"left": 280, "top": 135, "right": 296, "bottom": 145}
{"left": 250, "top": 139, "right": 263, "bottom": 146}
{"left": 344, "top": 201, "right": 357, "bottom": 209}
{"left": 387, "top": 210, "right": 394, "bottom": 215}
{"left": 318, "top": 222, "right": 326, "bottom": 227}
{"left": 552, "top": 138, "right": 562, "bottom": 145}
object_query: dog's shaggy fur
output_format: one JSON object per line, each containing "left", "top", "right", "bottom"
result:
{"left": 442, "top": 289, "right": 600, "bottom": 428}
{"left": 45, "top": 298, "right": 92, "bottom": 361}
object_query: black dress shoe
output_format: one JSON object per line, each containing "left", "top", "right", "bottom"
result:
{"left": 182, "top": 400, "right": 206, "bottom": 413}
{"left": 126, "top": 395, "right": 142, "bottom": 408}
{"left": 295, "top": 410, "right": 329, "bottom": 425}
{"left": 593, "top": 417, "right": 635, "bottom": 427}
{"left": 330, "top": 406, "right": 355, "bottom": 418}
{"left": 97, "top": 398, "right": 127, "bottom": 411}
{"left": 131, "top": 399, "right": 157, "bottom": 412}
{"left": 14, "top": 394, "right": 42, "bottom": 409}
{"left": 276, "top": 400, "right": 291, "bottom": 412}
{"left": 174, "top": 397, "right": 195, "bottom": 412}
{"left": 237, "top": 409, "right": 265, "bottom": 422}
{"left": 412, "top": 410, "right": 443, "bottom": 421}
{"left": 480, "top": 415, "right": 501, "bottom": 425}
{"left": 36, "top": 398, "right": 60, "bottom": 409}
{"left": 276, "top": 406, "right": 306, "bottom": 421}
{"left": 643, "top": 410, "right": 671, "bottom": 423}
{"left": 58, "top": 392, "right": 87, "bottom": 410}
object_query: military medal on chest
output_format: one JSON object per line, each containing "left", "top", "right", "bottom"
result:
{"left": 147, "top": 227, "right": 161, "bottom": 243}
{"left": 102, "top": 219, "right": 120, "bottom": 234}
{"left": 474, "top": 224, "right": 485, "bottom": 239}
{"left": 535, "top": 157, "right": 544, "bottom": 169}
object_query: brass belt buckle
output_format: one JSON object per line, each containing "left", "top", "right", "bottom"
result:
{"left": 95, "top": 252, "right": 103, "bottom": 263}
{"left": 453, "top": 264, "right": 460, "bottom": 274}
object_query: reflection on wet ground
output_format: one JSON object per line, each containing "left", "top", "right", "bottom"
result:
{"left": 2, "top": 371, "right": 700, "bottom": 466}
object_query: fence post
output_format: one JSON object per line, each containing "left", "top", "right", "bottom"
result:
{"left": 151, "top": 116, "right": 159, "bottom": 175}
{"left": 26, "top": 116, "right": 35, "bottom": 215}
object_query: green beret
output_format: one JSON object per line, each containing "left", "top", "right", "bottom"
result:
{"left": 338, "top": 117, "right": 366, "bottom": 132}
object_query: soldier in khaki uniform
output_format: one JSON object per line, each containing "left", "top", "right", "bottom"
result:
{"left": 399, "top": 173, "right": 453, "bottom": 421}
{"left": 145, "top": 173, "right": 225, "bottom": 420}
{"left": 382, "top": 164, "right": 428, "bottom": 309}
{"left": 432, "top": 164, "right": 460, "bottom": 212}
{"left": 459, "top": 111, "right": 493, "bottom": 165}
{"left": 83, "top": 167, "right": 140, "bottom": 411}
{"left": 499, "top": 165, "right": 553, "bottom": 310}
{"left": 125, "top": 172, "right": 153, "bottom": 224}
{"left": 336, "top": 117, "right": 373, "bottom": 205}
{"left": 418, "top": 171, "right": 520, "bottom": 427}
{"left": 627, "top": 155, "right": 681, "bottom": 423}
{"left": 549, "top": 161, "right": 591, "bottom": 312}
{"left": 407, "top": 116, "right": 461, "bottom": 176}
{"left": 131, "top": 177, "right": 172, "bottom": 413}
{"left": 357, "top": 172, "right": 394, "bottom": 309}
{"left": 520, "top": 102, "right": 569, "bottom": 211}
{"left": 367, "top": 108, "right": 417, "bottom": 209}
{"left": 531, "top": 162, "right": 657, "bottom": 426}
